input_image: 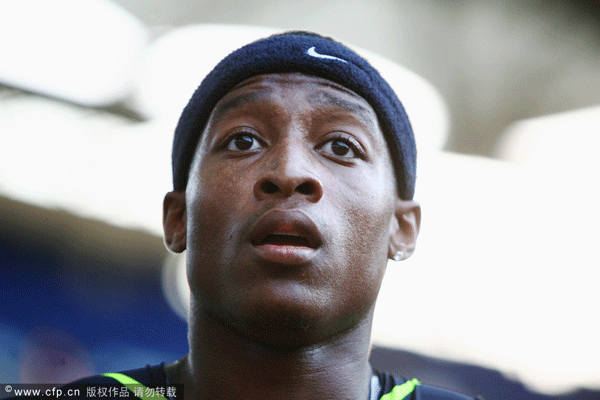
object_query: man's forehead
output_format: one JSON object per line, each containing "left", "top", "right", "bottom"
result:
{"left": 210, "top": 72, "right": 378, "bottom": 127}
{"left": 230, "top": 73, "right": 360, "bottom": 97}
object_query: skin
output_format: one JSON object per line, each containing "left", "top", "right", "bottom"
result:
{"left": 163, "top": 73, "right": 420, "bottom": 400}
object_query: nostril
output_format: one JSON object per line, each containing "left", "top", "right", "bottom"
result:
{"left": 296, "top": 181, "right": 314, "bottom": 195}
{"left": 261, "top": 180, "right": 279, "bottom": 194}
{"left": 254, "top": 176, "right": 323, "bottom": 202}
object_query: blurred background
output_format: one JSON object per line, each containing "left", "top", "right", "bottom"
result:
{"left": 1, "top": 1, "right": 599, "bottom": 399}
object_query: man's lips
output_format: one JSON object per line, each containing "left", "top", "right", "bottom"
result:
{"left": 249, "top": 209, "right": 323, "bottom": 250}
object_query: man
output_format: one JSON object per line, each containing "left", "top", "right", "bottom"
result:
{"left": 57, "top": 31, "right": 481, "bottom": 400}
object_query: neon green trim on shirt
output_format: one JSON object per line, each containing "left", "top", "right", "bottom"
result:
{"left": 102, "top": 371, "right": 418, "bottom": 400}
{"left": 102, "top": 372, "right": 168, "bottom": 400}
{"left": 380, "top": 378, "right": 421, "bottom": 400}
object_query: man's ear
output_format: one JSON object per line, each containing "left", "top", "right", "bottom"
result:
{"left": 163, "top": 191, "right": 187, "bottom": 253}
{"left": 388, "top": 199, "right": 421, "bottom": 261}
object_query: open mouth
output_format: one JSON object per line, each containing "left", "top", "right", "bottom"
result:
{"left": 250, "top": 209, "right": 322, "bottom": 250}
{"left": 260, "top": 233, "right": 311, "bottom": 248}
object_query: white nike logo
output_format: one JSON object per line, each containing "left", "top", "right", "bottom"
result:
{"left": 306, "top": 46, "right": 347, "bottom": 63}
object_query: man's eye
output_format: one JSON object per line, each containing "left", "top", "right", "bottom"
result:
{"left": 226, "top": 134, "right": 261, "bottom": 151}
{"left": 320, "top": 139, "right": 357, "bottom": 158}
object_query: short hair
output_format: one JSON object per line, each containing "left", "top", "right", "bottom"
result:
{"left": 172, "top": 31, "right": 417, "bottom": 199}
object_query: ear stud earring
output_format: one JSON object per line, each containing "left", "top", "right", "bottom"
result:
{"left": 392, "top": 251, "right": 404, "bottom": 262}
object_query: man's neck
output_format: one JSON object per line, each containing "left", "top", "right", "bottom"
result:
{"left": 180, "top": 309, "right": 375, "bottom": 400}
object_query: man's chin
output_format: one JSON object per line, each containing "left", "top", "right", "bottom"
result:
{"left": 196, "top": 294, "right": 365, "bottom": 349}
{"left": 237, "top": 311, "right": 322, "bottom": 349}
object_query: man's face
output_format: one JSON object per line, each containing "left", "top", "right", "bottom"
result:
{"left": 181, "top": 73, "right": 401, "bottom": 347}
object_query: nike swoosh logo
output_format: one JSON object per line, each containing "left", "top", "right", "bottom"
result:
{"left": 306, "top": 46, "right": 347, "bottom": 63}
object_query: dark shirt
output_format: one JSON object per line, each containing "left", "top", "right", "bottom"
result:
{"left": 8, "top": 364, "right": 482, "bottom": 399}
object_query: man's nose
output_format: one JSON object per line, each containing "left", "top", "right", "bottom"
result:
{"left": 253, "top": 141, "right": 323, "bottom": 203}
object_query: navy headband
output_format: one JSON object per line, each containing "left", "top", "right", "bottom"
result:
{"left": 172, "top": 31, "right": 417, "bottom": 199}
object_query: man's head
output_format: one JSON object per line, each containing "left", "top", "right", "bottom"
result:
{"left": 171, "top": 31, "right": 417, "bottom": 200}
{"left": 163, "top": 31, "right": 420, "bottom": 348}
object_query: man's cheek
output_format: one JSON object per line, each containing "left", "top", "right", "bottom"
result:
{"left": 344, "top": 203, "right": 390, "bottom": 257}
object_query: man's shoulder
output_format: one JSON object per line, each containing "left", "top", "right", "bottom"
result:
{"left": 376, "top": 370, "right": 483, "bottom": 400}
{"left": 415, "top": 384, "right": 482, "bottom": 400}
{"left": 70, "top": 363, "right": 168, "bottom": 386}
{"left": 61, "top": 364, "right": 170, "bottom": 398}
{"left": 3, "top": 365, "right": 168, "bottom": 400}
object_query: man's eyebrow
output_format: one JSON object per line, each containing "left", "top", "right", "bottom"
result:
{"left": 209, "top": 90, "right": 269, "bottom": 126}
{"left": 311, "top": 90, "right": 375, "bottom": 126}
